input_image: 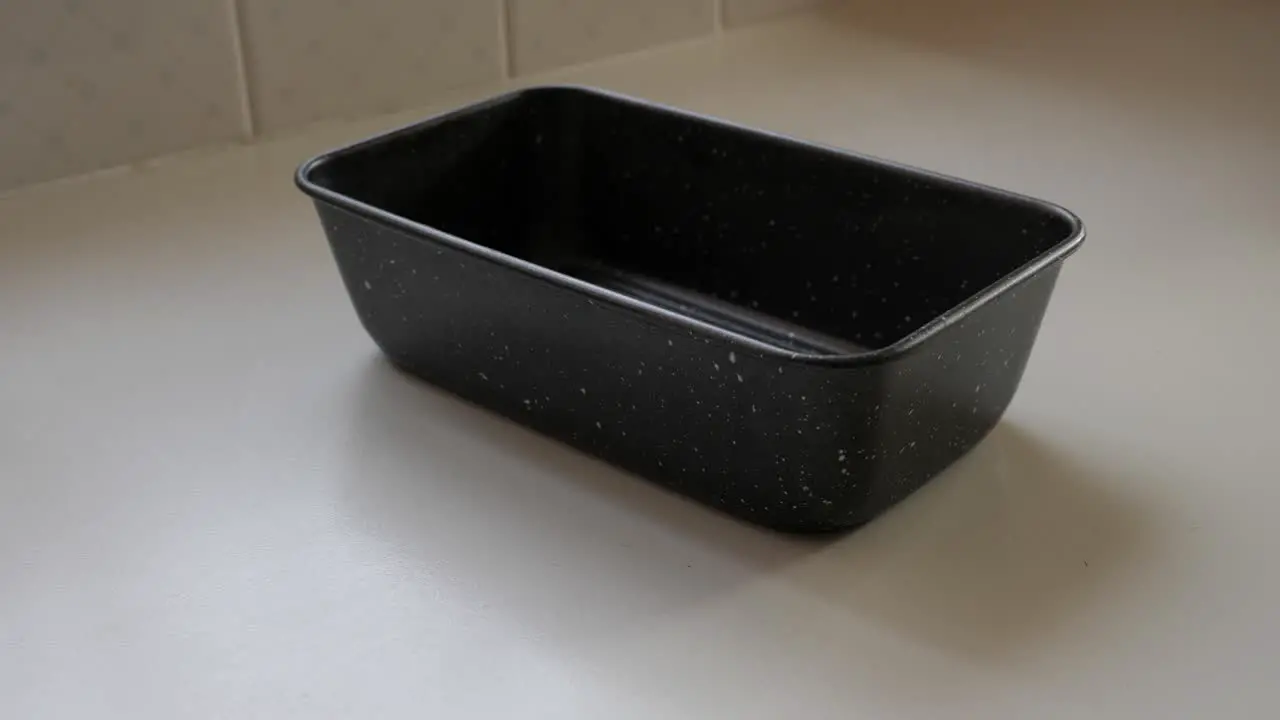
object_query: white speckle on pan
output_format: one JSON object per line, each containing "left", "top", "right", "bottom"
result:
{"left": 729, "top": 352, "right": 736, "bottom": 364}
{"left": 668, "top": 340, "right": 673, "bottom": 346}
{"left": 596, "top": 421, "right": 602, "bottom": 429}
{"left": 736, "top": 374, "right": 744, "bottom": 382}
{"left": 713, "top": 362, "right": 720, "bottom": 371}
{"left": 479, "top": 372, "right": 489, "bottom": 381}
{"left": 363, "top": 280, "right": 372, "bottom": 290}
{"left": 580, "top": 388, "right": 587, "bottom": 395}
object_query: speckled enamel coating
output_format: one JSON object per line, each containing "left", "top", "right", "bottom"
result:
{"left": 298, "top": 86, "right": 1084, "bottom": 532}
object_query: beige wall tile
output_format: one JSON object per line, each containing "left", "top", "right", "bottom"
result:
{"left": 238, "top": 0, "right": 503, "bottom": 135}
{"left": 723, "top": 0, "right": 828, "bottom": 26}
{"left": 508, "top": 0, "right": 715, "bottom": 76}
{"left": 0, "top": 0, "right": 246, "bottom": 192}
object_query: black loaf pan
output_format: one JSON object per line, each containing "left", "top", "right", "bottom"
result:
{"left": 297, "top": 86, "right": 1085, "bottom": 533}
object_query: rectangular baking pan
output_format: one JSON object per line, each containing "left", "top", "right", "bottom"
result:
{"left": 297, "top": 86, "right": 1085, "bottom": 533}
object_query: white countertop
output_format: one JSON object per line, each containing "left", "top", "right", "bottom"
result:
{"left": 3, "top": 3, "right": 1278, "bottom": 717}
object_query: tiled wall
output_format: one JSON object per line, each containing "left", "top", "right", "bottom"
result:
{"left": 236, "top": 0, "right": 505, "bottom": 135}
{"left": 508, "top": 0, "right": 716, "bottom": 76}
{"left": 0, "top": 0, "right": 827, "bottom": 192}
{"left": 0, "top": 0, "right": 246, "bottom": 192}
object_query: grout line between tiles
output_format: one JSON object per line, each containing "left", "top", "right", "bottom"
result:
{"left": 498, "top": 0, "right": 516, "bottom": 79}
{"left": 713, "top": 0, "right": 724, "bottom": 32}
{"left": 226, "top": 0, "right": 257, "bottom": 139}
